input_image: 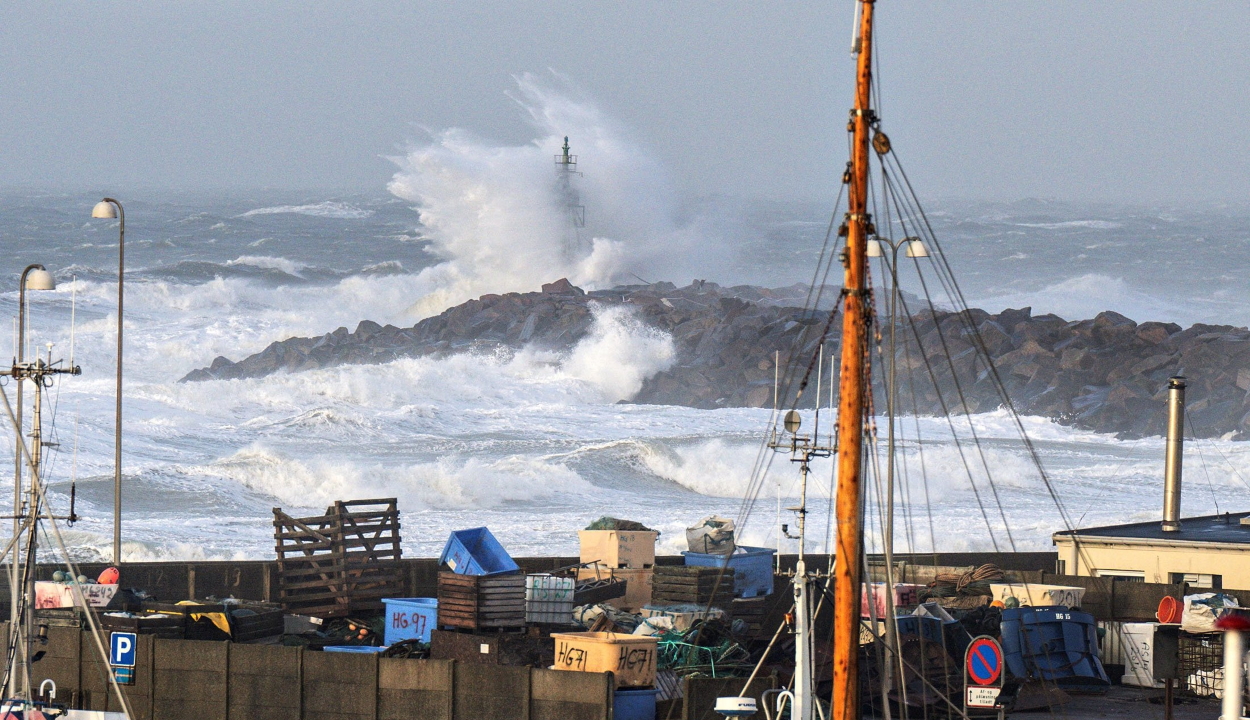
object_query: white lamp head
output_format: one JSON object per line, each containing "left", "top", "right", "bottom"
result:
{"left": 866, "top": 239, "right": 885, "bottom": 258}
{"left": 92, "top": 200, "right": 117, "bottom": 219}
{"left": 905, "top": 238, "right": 930, "bottom": 258}
{"left": 24, "top": 268, "right": 56, "bottom": 291}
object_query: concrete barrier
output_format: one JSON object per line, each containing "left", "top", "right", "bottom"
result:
{"left": 303, "top": 650, "right": 377, "bottom": 720}
{"left": 530, "top": 668, "right": 611, "bottom": 720}
{"left": 454, "top": 663, "right": 529, "bottom": 720}
{"left": 154, "top": 639, "right": 228, "bottom": 720}
{"left": 229, "top": 643, "right": 301, "bottom": 720}
{"left": 378, "top": 657, "right": 453, "bottom": 720}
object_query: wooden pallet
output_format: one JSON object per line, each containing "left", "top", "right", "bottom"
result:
{"left": 437, "top": 571, "right": 526, "bottom": 631}
{"left": 651, "top": 566, "right": 735, "bottom": 605}
{"left": 273, "top": 499, "right": 404, "bottom": 617}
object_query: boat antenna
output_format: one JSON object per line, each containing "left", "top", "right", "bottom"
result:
{"left": 833, "top": 2, "right": 877, "bottom": 720}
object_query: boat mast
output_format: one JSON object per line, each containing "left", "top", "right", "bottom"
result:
{"left": 833, "top": 2, "right": 875, "bottom": 720}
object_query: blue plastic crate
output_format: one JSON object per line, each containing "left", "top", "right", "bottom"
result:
{"left": 382, "top": 598, "right": 438, "bottom": 645}
{"left": 323, "top": 646, "right": 387, "bottom": 654}
{"left": 439, "top": 527, "right": 520, "bottom": 576}
{"left": 614, "top": 687, "right": 658, "bottom": 720}
{"left": 1000, "top": 605, "right": 1110, "bottom": 692}
{"left": 681, "top": 546, "right": 776, "bottom": 598}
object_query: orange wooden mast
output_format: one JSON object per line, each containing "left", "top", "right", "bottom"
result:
{"left": 832, "top": 2, "right": 876, "bottom": 719}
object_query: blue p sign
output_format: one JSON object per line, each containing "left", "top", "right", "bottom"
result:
{"left": 110, "top": 632, "right": 137, "bottom": 668}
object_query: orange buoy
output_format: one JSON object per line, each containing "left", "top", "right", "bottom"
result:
{"left": 97, "top": 567, "right": 120, "bottom": 585}
{"left": 1157, "top": 595, "right": 1182, "bottom": 624}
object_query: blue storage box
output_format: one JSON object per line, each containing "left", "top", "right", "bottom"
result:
{"left": 323, "top": 646, "right": 387, "bottom": 654}
{"left": 614, "top": 687, "right": 658, "bottom": 720}
{"left": 439, "top": 527, "right": 520, "bottom": 576}
{"left": 382, "top": 598, "right": 438, "bottom": 645}
{"left": 1000, "top": 605, "right": 1110, "bottom": 693}
{"left": 681, "top": 546, "right": 776, "bottom": 598}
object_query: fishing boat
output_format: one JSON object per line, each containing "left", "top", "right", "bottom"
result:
{"left": 723, "top": 2, "right": 1103, "bottom": 718}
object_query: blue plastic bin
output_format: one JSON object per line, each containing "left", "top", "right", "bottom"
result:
{"left": 323, "top": 646, "right": 387, "bottom": 654}
{"left": 382, "top": 598, "right": 438, "bottom": 645}
{"left": 681, "top": 546, "right": 776, "bottom": 598}
{"left": 439, "top": 527, "right": 520, "bottom": 576}
{"left": 614, "top": 687, "right": 658, "bottom": 720}
{"left": 1000, "top": 605, "right": 1109, "bottom": 693}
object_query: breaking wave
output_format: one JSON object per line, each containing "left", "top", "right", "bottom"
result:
{"left": 240, "top": 201, "right": 373, "bottom": 219}
{"left": 385, "top": 72, "right": 713, "bottom": 319}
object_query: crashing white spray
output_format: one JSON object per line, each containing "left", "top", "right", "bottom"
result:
{"left": 387, "top": 72, "right": 702, "bottom": 319}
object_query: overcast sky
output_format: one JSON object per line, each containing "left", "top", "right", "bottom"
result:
{"left": 1, "top": 2, "right": 1246, "bottom": 203}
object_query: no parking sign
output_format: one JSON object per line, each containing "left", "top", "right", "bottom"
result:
{"left": 964, "top": 635, "right": 1004, "bottom": 716}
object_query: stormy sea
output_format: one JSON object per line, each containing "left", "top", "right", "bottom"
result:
{"left": 4, "top": 78, "right": 1250, "bottom": 562}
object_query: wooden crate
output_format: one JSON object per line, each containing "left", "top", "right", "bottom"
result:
{"left": 651, "top": 566, "right": 734, "bottom": 606}
{"left": 273, "top": 498, "right": 405, "bottom": 617}
{"left": 437, "top": 571, "right": 526, "bottom": 631}
{"left": 229, "top": 604, "right": 285, "bottom": 643}
{"left": 97, "top": 610, "right": 187, "bottom": 639}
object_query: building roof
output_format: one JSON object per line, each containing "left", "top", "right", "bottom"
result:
{"left": 1053, "top": 511, "right": 1250, "bottom": 545}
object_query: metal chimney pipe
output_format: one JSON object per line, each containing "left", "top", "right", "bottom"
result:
{"left": 1163, "top": 376, "right": 1186, "bottom": 532}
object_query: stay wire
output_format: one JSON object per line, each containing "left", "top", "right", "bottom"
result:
{"left": 890, "top": 150, "right": 1085, "bottom": 535}
{"left": 882, "top": 172, "right": 1018, "bottom": 552}
{"left": 884, "top": 148, "right": 1098, "bottom": 573}
{"left": 733, "top": 184, "right": 848, "bottom": 533}
{"left": 873, "top": 186, "right": 1007, "bottom": 551}
{"left": 1186, "top": 413, "right": 1221, "bottom": 514}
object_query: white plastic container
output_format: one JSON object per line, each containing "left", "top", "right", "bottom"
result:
{"left": 1114, "top": 621, "right": 1164, "bottom": 688}
{"left": 989, "top": 583, "right": 1086, "bottom": 609}
{"left": 525, "top": 574, "right": 575, "bottom": 624}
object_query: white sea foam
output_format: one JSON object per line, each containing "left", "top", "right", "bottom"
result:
{"left": 1015, "top": 220, "right": 1122, "bottom": 230}
{"left": 638, "top": 439, "right": 770, "bottom": 498}
{"left": 196, "top": 444, "right": 595, "bottom": 512}
{"left": 224, "top": 255, "right": 309, "bottom": 276}
{"left": 386, "top": 72, "right": 716, "bottom": 319}
{"left": 969, "top": 273, "right": 1197, "bottom": 325}
{"left": 240, "top": 201, "right": 373, "bottom": 219}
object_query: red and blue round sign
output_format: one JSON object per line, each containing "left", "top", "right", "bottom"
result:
{"left": 966, "top": 637, "right": 1003, "bottom": 686}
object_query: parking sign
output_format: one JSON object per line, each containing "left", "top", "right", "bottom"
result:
{"left": 110, "top": 632, "right": 137, "bottom": 668}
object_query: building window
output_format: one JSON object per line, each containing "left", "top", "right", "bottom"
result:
{"left": 1094, "top": 569, "right": 1145, "bottom": 582}
{"left": 1170, "top": 573, "right": 1222, "bottom": 589}
{"left": 1057, "top": 559, "right": 1067, "bottom": 575}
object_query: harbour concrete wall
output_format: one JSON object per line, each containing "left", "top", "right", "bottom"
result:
{"left": 14, "top": 624, "right": 613, "bottom": 720}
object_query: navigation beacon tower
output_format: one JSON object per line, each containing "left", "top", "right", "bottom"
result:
{"left": 555, "top": 136, "right": 586, "bottom": 260}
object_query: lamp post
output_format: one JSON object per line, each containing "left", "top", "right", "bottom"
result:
{"left": 9, "top": 263, "right": 55, "bottom": 698}
{"left": 866, "top": 235, "right": 928, "bottom": 704}
{"left": 92, "top": 198, "right": 124, "bottom": 565}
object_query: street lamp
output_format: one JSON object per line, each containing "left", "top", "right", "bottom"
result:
{"left": 14, "top": 264, "right": 56, "bottom": 524}
{"left": 866, "top": 235, "right": 929, "bottom": 697}
{"left": 91, "top": 198, "right": 124, "bottom": 565}
{"left": 865, "top": 235, "right": 929, "bottom": 555}
{"left": 10, "top": 263, "right": 55, "bottom": 695}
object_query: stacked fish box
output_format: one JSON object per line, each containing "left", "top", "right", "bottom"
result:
{"left": 436, "top": 527, "right": 526, "bottom": 632}
{"left": 577, "top": 529, "right": 657, "bottom": 612}
{"left": 650, "top": 566, "right": 735, "bottom": 607}
{"left": 551, "top": 631, "right": 658, "bottom": 688}
{"left": 525, "top": 574, "right": 576, "bottom": 625}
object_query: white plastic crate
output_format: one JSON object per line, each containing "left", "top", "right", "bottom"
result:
{"left": 525, "top": 574, "right": 575, "bottom": 624}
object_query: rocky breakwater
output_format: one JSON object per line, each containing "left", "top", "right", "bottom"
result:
{"left": 182, "top": 279, "right": 1250, "bottom": 439}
